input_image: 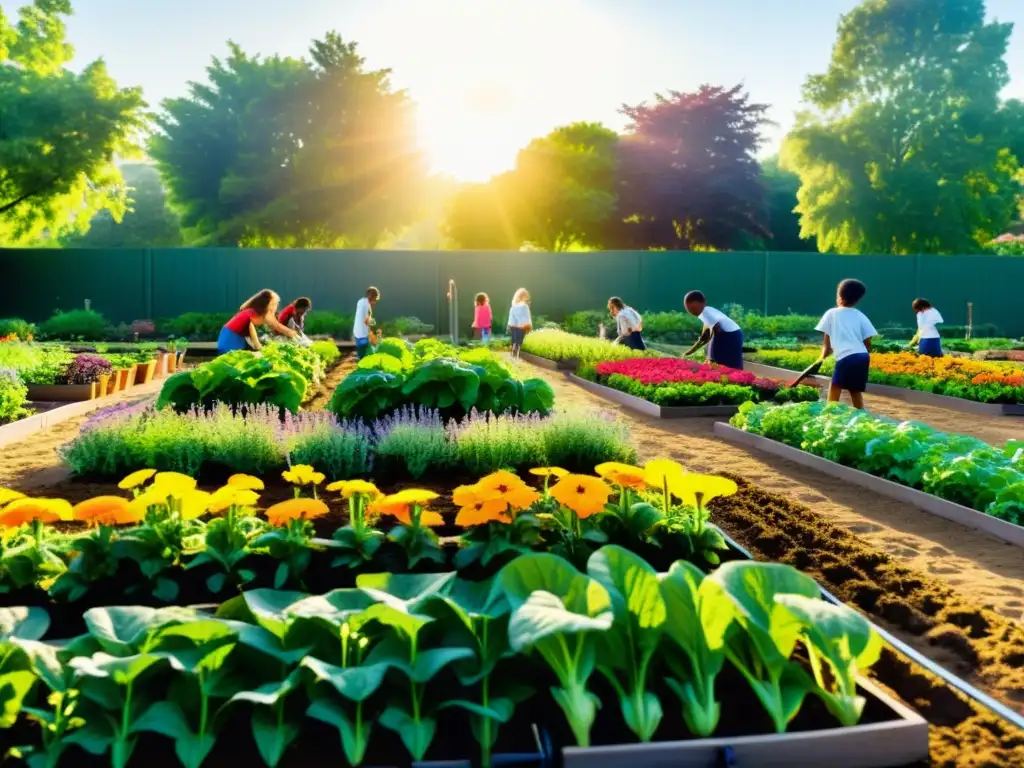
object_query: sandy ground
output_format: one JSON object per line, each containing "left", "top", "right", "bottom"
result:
{"left": 509, "top": 361, "right": 1024, "bottom": 625}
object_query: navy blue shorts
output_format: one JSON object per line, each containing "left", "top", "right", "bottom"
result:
{"left": 708, "top": 329, "right": 744, "bottom": 370}
{"left": 509, "top": 328, "right": 527, "bottom": 346}
{"left": 355, "top": 337, "right": 371, "bottom": 359}
{"left": 217, "top": 326, "right": 250, "bottom": 355}
{"left": 918, "top": 338, "right": 943, "bottom": 357}
{"left": 622, "top": 331, "right": 646, "bottom": 351}
{"left": 832, "top": 353, "right": 870, "bottom": 392}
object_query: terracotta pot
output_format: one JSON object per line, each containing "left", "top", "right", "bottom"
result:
{"left": 135, "top": 360, "right": 157, "bottom": 385}
{"left": 167, "top": 353, "right": 178, "bottom": 374}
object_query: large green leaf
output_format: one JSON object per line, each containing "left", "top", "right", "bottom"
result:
{"left": 499, "top": 553, "right": 611, "bottom": 617}
{"left": 155, "top": 371, "right": 200, "bottom": 411}
{"left": 0, "top": 670, "right": 37, "bottom": 728}
{"left": 328, "top": 369, "right": 405, "bottom": 419}
{"left": 356, "top": 571, "right": 456, "bottom": 607}
{"left": 216, "top": 589, "right": 308, "bottom": 638}
{"left": 301, "top": 657, "right": 389, "bottom": 703}
{"left": 775, "top": 595, "right": 882, "bottom": 671}
{"left": 70, "top": 652, "right": 166, "bottom": 687}
{"left": 522, "top": 378, "right": 555, "bottom": 414}
{"left": 400, "top": 358, "right": 481, "bottom": 412}
{"left": 357, "top": 352, "right": 406, "bottom": 374}
{"left": 0, "top": 607, "right": 49, "bottom": 641}
{"left": 587, "top": 545, "right": 666, "bottom": 642}
{"left": 660, "top": 561, "right": 735, "bottom": 654}
{"left": 507, "top": 591, "right": 613, "bottom": 652}
{"left": 84, "top": 606, "right": 198, "bottom": 655}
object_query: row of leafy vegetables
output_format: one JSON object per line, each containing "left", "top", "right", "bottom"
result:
{"left": 156, "top": 341, "right": 340, "bottom": 414}
{"left": 731, "top": 401, "right": 1024, "bottom": 526}
{"left": 328, "top": 338, "right": 555, "bottom": 420}
{"left": 0, "top": 550, "right": 881, "bottom": 768}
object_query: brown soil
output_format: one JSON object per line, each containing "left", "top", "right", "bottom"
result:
{"left": 303, "top": 354, "right": 356, "bottom": 411}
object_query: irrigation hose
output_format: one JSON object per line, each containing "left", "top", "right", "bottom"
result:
{"left": 719, "top": 528, "right": 1024, "bottom": 732}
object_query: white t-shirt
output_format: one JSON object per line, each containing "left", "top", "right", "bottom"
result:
{"left": 916, "top": 308, "right": 943, "bottom": 339}
{"left": 699, "top": 306, "right": 740, "bottom": 333}
{"left": 507, "top": 302, "right": 532, "bottom": 328}
{"left": 353, "top": 298, "right": 371, "bottom": 340}
{"left": 816, "top": 307, "right": 878, "bottom": 361}
{"left": 616, "top": 307, "right": 642, "bottom": 336}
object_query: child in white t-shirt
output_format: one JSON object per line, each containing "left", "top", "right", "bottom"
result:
{"left": 909, "top": 298, "right": 944, "bottom": 358}
{"left": 683, "top": 291, "right": 744, "bottom": 369}
{"left": 507, "top": 288, "right": 533, "bottom": 360}
{"left": 607, "top": 296, "right": 646, "bottom": 350}
{"left": 352, "top": 286, "right": 380, "bottom": 359}
{"left": 815, "top": 279, "right": 878, "bottom": 409}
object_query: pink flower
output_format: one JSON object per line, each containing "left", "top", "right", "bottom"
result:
{"left": 595, "top": 358, "right": 781, "bottom": 392}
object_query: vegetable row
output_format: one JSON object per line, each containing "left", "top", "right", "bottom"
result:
{"left": 750, "top": 349, "right": 1024, "bottom": 404}
{"left": 0, "top": 460, "right": 727, "bottom": 606}
{"left": 0, "top": 546, "right": 882, "bottom": 768}
{"left": 731, "top": 400, "right": 1024, "bottom": 526}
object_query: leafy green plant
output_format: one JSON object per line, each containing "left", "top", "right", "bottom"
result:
{"left": 39, "top": 310, "right": 110, "bottom": 341}
{"left": 0, "top": 372, "right": 30, "bottom": 424}
{"left": 157, "top": 313, "right": 233, "bottom": 340}
{"left": 304, "top": 311, "right": 353, "bottom": 339}
{"left": 0, "top": 318, "right": 36, "bottom": 341}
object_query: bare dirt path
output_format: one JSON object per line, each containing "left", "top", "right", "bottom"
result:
{"left": 512, "top": 361, "right": 1024, "bottom": 625}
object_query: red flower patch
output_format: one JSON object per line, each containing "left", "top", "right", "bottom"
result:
{"left": 595, "top": 358, "right": 781, "bottom": 390}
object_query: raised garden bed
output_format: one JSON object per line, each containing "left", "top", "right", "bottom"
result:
{"left": 714, "top": 422, "right": 1024, "bottom": 548}
{"left": 26, "top": 382, "right": 100, "bottom": 402}
{"left": 743, "top": 360, "right": 1024, "bottom": 417}
{"left": 568, "top": 374, "right": 740, "bottom": 418}
{"left": 520, "top": 350, "right": 579, "bottom": 371}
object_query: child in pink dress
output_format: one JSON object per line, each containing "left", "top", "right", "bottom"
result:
{"left": 473, "top": 293, "right": 493, "bottom": 343}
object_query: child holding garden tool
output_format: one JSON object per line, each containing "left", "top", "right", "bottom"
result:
{"left": 217, "top": 289, "right": 297, "bottom": 355}
{"left": 608, "top": 297, "right": 646, "bottom": 350}
{"left": 908, "top": 298, "right": 944, "bottom": 357}
{"left": 353, "top": 287, "right": 380, "bottom": 360}
{"left": 804, "top": 278, "right": 878, "bottom": 409}
{"left": 682, "top": 291, "right": 744, "bottom": 369}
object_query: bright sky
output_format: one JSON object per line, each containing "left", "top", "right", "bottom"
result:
{"left": 27, "top": 0, "right": 1024, "bottom": 181}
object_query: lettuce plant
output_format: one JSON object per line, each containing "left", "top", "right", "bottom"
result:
{"left": 500, "top": 553, "right": 613, "bottom": 747}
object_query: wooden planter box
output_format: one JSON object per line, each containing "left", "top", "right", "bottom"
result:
{"left": 519, "top": 351, "right": 578, "bottom": 371}
{"left": 135, "top": 360, "right": 157, "bottom": 385}
{"left": 112, "top": 367, "right": 133, "bottom": 392}
{"left": 26, "top": 382, "right": 98, "bottom": 402}
{"left": 743, "top": 361, "right": 1024, "bottom": 417}
{"left": 714, "top": 422, "right": 1024, "bottom": 547}
{"left": 567, "top": 374, "right": 740, "bottom": 419}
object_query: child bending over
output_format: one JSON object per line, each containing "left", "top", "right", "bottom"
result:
{"left": 683, "top": 291, "right": 744, "bottom": 369}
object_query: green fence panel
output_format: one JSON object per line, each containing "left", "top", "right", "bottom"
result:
{"left": 641, "top": 251, "right": 766, "bottom": 314}
{"left": 915, "top": 255, "right": 1024, "bottom": 335}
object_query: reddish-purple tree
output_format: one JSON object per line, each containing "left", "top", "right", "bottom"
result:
{"left": 610, "top": 85, "right": 771, "bottom": 251}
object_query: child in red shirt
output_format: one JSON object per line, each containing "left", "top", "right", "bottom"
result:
{"left": 472, "top": 293, "right": 493, "bottom": 343}
{"left": 218, "top": 290, "right": 297, "bottom": 355}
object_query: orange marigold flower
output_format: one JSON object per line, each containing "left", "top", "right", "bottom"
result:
{"left": 369, "top": 494, "right": 443, "bottom": 527}
{"left": 549, "top": 474, "right": 613, "bottom": 519}
{"left": 455, "top": 498, "right": 511, "bottom": 527}
{"left": 595, "top": 462, "right": 647, "bottom": 490}
{"left": 0, "top": 498, "right": 72, "bottom": 528}
{"left": 265, "top": 498, "right": 330, "bottom": 527}
{"left": 72, "top": 496, "right": 142, "bottom": 526}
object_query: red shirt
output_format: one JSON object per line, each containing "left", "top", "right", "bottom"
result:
{"left": 224, "top": 308, "right": 261, "bottom": 334}
{"left": 278, "top": 304, "right": 296, "bottom": 325}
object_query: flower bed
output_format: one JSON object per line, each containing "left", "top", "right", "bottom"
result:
{"left": 521, "top": 329, "right": 653, "bottom": 366}
{"left": 0, "top": 462, "right": 921, "bottom": 767}
{"left": 61, "top": 403, "right": 636, "bottom": 482}
{"left": 748, "top": 349, "right": 1024, "bottom": 405}
{"left": 580, "top": 358, "right": 820, "bottom": 407}
{"left": 730, "top": 401, "right": 1024, "bottom": 527}
{"left": 328, "top": 338, "right": 555, "bottom": 421}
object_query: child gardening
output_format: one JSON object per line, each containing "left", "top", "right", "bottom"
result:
{"left": 814, "top": 279, "right": 878, "bottom": 409}
{"left": 278, "top": 297, "right": 312, "bottom": 345}
{"left": 608, "top": 297, "right": 646, "bottom": 351}
{"left": 683, "top": 291, "right": 744, "bottom": 369}
{"left": 353, "top": 286, "right": 380, "bottom": 360}
{"left": 217, "top": 289, "right": 297, "bottom": 355}
{"left": 507, "top": 288, "right": 533, "bottom": 360}
{"left": 908, "top": 298, "right": 944, "bottom": 357}
{"left": 472, "top": 293, "right": 493, "bottom": 343}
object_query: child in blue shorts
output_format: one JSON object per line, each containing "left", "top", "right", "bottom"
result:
{"left": 815, "top": 279, "right": 878, "bottom": 409}
{"left": 909, "top": 298, "right": 944, "bottom": 357}
{"left": 683, "top": 291, "right": 744, "bottom": 369}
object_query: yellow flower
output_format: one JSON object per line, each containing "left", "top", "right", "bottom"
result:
{"left": 549, "top": 474, "right": 613, "bottom": 519}
{"left": 506, "top": 486, "right": 541, "bottom": 511}
{"left": 595, "top": 462, "right": 647, "bottom": 490}
{"left": 529, "top": 467, "right": 568, "bottom": 479}
{"left": 180, "top": 490, "right": 214, "bottom": 520}
{"left": 338, "top": 480, "right": 381, "bottom": 500}
{"left": 326, "top": 480, "right": 348, "bottom": 493}
{"left": 643, "top": 459, "right": 686, "bottom": 490}
{"left": 228, "top": 474, "right": 265, "bottom": 491}
{"left": 670, "top": 474, "right": 738, "bottom": 508}
{"left": 452, "top": 483, "right": 499, "bottom": 508}
{"left": 151, "top": 472, "right": 198, "bottom": 495}
{"left": 368, "top": 493, "right": 444, "bottom": 527}
{"left": 0, "top": 488, "right": 26, "bottom": 508}
{"left": 118, "top": 469, "right": 157, "bottom": 490}
{"left": 208, "top": 486, "right": 260, "bottom": 514}
{"left": 72, "top": 496, "right": 142, "bottom": 526}
{"left": 0, "top": 498, "right": 73, "bottom": 528}
{"left": 282, "top": 465, "right": 325, "bottom": 486}
{"left": 477, "top": 470, "right": 528, "bottom": 497}
{"left": 265, "top": 498, "right": 330, "bottom": 527}
{"left": 456, "top": 498, "right": 511, "bottom": 527}
{"left": 388, "top": 488, "right": 439, "bottom": 506}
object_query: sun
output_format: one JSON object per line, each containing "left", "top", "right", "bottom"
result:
{"left": 376, "top": 0, "right": 629, "bottom": 182}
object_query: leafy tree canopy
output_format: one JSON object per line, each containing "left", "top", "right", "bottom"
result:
{"left": 782, "top": 0, "right": 1019, "bottom": 254}
{"left": 758, "top": 156, "right": 818, "bottom": 252}
{"left": 0, "top": 0, "right": 146, "bottom": 245}
{"left": 609, "top": 85, "right": 770, "bottom": 251}
{"left": 151, "top": 33, "right": 426, "bottom": 248}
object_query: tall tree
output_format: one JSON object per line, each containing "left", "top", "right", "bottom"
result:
{"left": 442, "top": 175, "right": 522, "bottom": 250}
{"left": 782, "top": 0, "right": 1018, "bottom": 254}
{"left": 151, "top": 33, "right": 425, "bottom": 247}
{"left": 62, "top": 163, "right": 183, "bottom": 247}
{"left": 610, "top": 85, "right": 770, "bottom": 250}
{"left": 0, "top": 0, "right": 146, "bottom": 246}
{"left": 760, "top": 156, "right": 818, "bottom": 252}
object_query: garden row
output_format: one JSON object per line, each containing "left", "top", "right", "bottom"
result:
{"left": 0, "top": 462, "right": 922, "bottom": 767}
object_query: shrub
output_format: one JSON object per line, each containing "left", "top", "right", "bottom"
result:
{"left": 305, "top": 311, "right": 353, "bottom": 339}
{"left": 0, "top": 369, "right": 29, "bottom": 424}
{"left": 157, "top": 312, "right": 232, "bottom": 340}
{"left": 64, "top": 354, "right": 113, "bottom": 384}
{"left": 562, "top": 310, "right": 606, "bottom": 336}
{"left": 0, "top": 318, "right": 36, "bottom": 341}
{"left": 381, "top": 316, "right": 435, "bottom": 337}
{"left": 39, "top": 309, "right": 110, "bottom": 341}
